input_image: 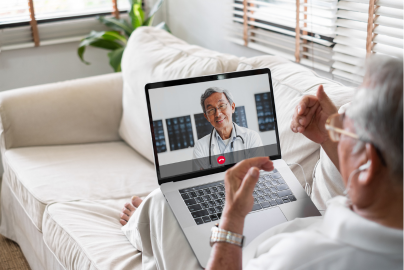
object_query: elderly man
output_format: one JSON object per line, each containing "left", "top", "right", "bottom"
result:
{"left": 192, "top": 87, "right": 263, "bottom": 165}
{"left": 120, "top": 57, "right": 403, "bottom": 270}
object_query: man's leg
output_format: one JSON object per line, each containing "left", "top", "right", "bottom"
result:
{"left": 121, "top": 188, "right": 203, "bottom": 270}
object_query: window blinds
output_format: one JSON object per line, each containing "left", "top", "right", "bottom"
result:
{"left": 229, "top": 0, "right": 338, "bottom": 72}
{"left": 331, "top": 0, "right": 403, "bottom": 83}
{"left": 0, "top": 0, "right": 130, "bottom": 51}
{"left": 230, "top": 0, "right": 403, "bottom": 84}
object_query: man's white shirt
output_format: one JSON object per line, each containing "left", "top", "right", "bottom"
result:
{"left": 244, "top": 196, "right": 403, "bottom": 270}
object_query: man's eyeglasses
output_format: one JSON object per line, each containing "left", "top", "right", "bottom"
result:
{"left": 325, "top": 113, "right": 386, "bottom": 165}
{"left": 325, "top": 113, "right": 358, "bottom": 142}
{"left": 206, "top": 103, "right": 228, "bottom": 116}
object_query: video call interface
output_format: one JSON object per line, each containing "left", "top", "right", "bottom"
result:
{"left": 148, "top": 74, "right": 279, "bottom": 179}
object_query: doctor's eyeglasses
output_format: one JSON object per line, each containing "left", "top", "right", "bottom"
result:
{"left": 206, "top": 103, "right": 228, "bottom": 116}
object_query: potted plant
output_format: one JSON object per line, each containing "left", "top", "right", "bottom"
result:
{"left": 77, "top": 0, "right": 169, "bottom": 72}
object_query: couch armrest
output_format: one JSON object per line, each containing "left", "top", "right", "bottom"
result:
{"left": 0, "top": 73, "right": 123, "bottom": 150}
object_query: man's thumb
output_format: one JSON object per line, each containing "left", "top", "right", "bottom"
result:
{"left": 316, "top": 85, "right": 335, "bottom": 112}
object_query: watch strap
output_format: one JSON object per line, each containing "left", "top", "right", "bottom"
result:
{"left": 210, "top": 225, "right": 244, "bottom": 247}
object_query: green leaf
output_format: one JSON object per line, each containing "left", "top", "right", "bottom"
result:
{"left": 155, "top": 22, "right": 171, "bottom": 33}
{"left": 98, "top": 16, "right": 133, "bottom": 37}
{"left": 78, "top": 46, "right": 89, "bottom": 65}
{"left": 128, "top": 0, "right": 142, "bottom": 6}
{"left": 101, "top": 31, "right": 127, "bottom": 44}
{"left": 143, "top": 15, "right": 154, "bottom": 26}
{"left": 129, "top": 3, "right": 145, "bottom": 29}
{"left": 77, "top": 33, "right": 123, "bottom": 64}
{"left": 108, "top": 48, "right": 125, "bottom": 72}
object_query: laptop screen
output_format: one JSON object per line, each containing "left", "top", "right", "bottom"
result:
{"left": 145, "top": 69, "right": 281, "bottom": 184}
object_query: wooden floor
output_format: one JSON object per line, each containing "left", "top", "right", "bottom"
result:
{"left": 0, "top": 234, "right": 30, "bottom": 270}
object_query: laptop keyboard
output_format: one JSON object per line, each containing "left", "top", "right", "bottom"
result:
{"left": 179, "top": 169, "right": 297, "bottom": 225}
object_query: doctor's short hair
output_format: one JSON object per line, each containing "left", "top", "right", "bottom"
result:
{"left": 200, "top": 87, "right": 234, "bottom": 114}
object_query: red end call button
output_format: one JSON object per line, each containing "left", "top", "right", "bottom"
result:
{"left": 217, "top": 156, "right": 226, "bottom": 165}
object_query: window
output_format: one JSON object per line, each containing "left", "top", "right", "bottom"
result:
{"left": 230, "top": 0, "right": 403, "bottom": 84}
{"left": 332, "top": 0, "right": 403, "bottom": 83}
{"left": 230, "top": 0, "right": 337, "bottom": 73}
{"left": 0, "top": 0, "right": 131, "bottom": 51}
{"left": 0, "top": 0, "right": 129, "bottom": 25}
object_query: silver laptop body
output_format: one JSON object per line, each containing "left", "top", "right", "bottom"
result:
{"left": 145, "top": 69, "right": 321, "bottom": 268}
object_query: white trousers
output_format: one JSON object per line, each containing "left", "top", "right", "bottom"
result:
{"left": 121, "top": 188, "right": 322, "bottom": 270}
{"left": 122, "top": 188, "right": 203, "bottom": 270}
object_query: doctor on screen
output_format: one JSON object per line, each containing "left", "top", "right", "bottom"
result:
{"left": 192, "top": 87, "right": 263, "bottom": 166}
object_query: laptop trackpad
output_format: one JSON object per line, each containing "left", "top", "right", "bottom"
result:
{"left": 243, "top": 207, "right": 287, "bottom": 247}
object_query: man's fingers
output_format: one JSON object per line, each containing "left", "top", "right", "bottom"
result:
{"left": 297, "top": 95, "right": 319, "bottom": 115}
{"left": 238, "top": 167, "right": 260, "bottom": 197}
{"left": 296, "top": 102, "right": 320, "bottom": 127}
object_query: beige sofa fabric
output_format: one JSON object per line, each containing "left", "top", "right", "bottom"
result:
{"left": 0, "top": 179, "right": 65, "bottom": 270}
{"left": 0, "top": 73, "right": 123, "bottom": 150}
{"left": 4, "top": 141, "right": 158, "bottom": 231}
{"left": 236, "top": 56, "right": 354, "bottom": 194}
{"left": 119, "top": 27, "right": 240, "bottom": 162}
{"left": 43, "top": 199, "right": 142, "bottom": 270}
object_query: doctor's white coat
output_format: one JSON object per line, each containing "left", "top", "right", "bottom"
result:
{"left": 192, "top": 123, "right": 263, "bottom": 169}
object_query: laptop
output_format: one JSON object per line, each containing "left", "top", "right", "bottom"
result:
{"left": 144, "top": 68, "right": 321, "bottom": 267}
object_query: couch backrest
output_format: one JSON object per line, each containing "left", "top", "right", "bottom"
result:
{"left": 0, "top": 73, "right": 123, "bottom": 150}
{"left": 119, "top": 27, "right": 240, "bottom": 162}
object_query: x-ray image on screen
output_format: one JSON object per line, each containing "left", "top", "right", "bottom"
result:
{"left": 153, "top": 120, "right": 167, "bottom": 153}
{"left": 233, "top": 106, "right": 248, "bottom": 129}
{"left": 194, "top": 106, "right": 249, "bottom": 139}
{"left": 255, "top": 92, "right": 275, "bottom": 131}
{"left": 166, "top": 116, "right": 195, "bottom": 151}
{"left": 194, "top": 113, "right": 212, "bottom": 140}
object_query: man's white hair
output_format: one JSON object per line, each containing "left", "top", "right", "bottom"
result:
{"left": 346, "top": 56, "right": 403, "bottom": 180}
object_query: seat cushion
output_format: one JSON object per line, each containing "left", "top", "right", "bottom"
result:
{"left": 236, "top": 56, "right": 354, "bottom": 193}
{"left": 43, "top": 199, "right": 141, "bottom": 270}
{"left": 119, "top": 27, "right": 240, "bottom": 162}
{"left": 3, "top": 141, "right": 159, "bottom": 232}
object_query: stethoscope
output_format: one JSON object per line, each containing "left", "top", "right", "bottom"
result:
{"left": 209, "top": 122, "right": 245, "bottom": 167}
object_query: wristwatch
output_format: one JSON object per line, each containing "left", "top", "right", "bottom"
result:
{"left": 210, "top": 223, "right": 244, "bottom": 247}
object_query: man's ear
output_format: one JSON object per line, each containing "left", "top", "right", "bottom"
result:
{"left": 231, "top": 102, "right": 236, "bottom": 113}
{"left": 204, "top": 113, "right": 209, "bottom": 122}
{"left": 358, "top": 143, "right": 382, "bottom": 185}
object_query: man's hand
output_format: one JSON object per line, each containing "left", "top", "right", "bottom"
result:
{"left": 290, "top": 85, "right": 338, "bottom": 145}
{"left": 221, "top": 157, "right": 274, "bottom": 234}
{"left": 206, "top": 157, "right": 273, "bottom": 270}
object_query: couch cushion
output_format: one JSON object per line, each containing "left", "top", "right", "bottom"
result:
{"left": 4, "top": 141, "right": 159, "bottom": 232}
{"left": 119, "top": 27, "right": 240, "bottom": 162}
{"left": 43, "top": 199, "right": 141, "bottom": 270}
{"left": 236, "top": 56, "right": 354, "bottom": 193}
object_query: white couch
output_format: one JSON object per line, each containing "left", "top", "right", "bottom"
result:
{"left": 0, "top": 27, "right": 353, "bottom": 270}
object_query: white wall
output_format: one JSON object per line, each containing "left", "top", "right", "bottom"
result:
{"left": 149, "top": 74, "right": 277, "bottom": 165}
{"left": 0, "top": 42, "right": 113, "bottom": 91}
